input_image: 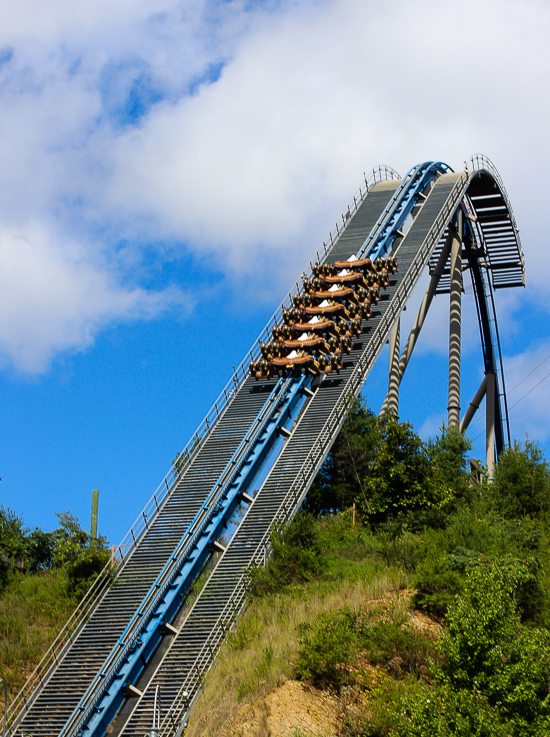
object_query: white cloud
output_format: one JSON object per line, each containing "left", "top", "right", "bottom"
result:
{"left": 0, "top": 0, "right": 549, "bottom": 372}
{"left": 104, "top": 0, "right": 550, "bottom": 274}
{"left": 0, "top": 224, "right": 188, "bottom": 373}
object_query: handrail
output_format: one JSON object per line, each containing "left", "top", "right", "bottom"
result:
{"left": 1, "top": 679, "right": 7, "bottom": 737}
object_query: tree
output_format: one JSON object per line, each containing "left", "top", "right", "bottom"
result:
{"left": 305, "top": 397, "right": 448, "bottom": 524}
{"left": 492, "top": 438, "right": 550, "bottom": 518}
{"left": 364, "top": 414, "right": 442, "bottom": 523}
{"left": 427, "top": 425, "right": 473, "bottom": 500}
{"left": 65, "top": 544, "right": 112, "bottom": 599}
{"left": 0, "top": 506, "right": 27, "bottom": 581}
{"left": 304, "top": 396, "right": 382, "bottom": 515}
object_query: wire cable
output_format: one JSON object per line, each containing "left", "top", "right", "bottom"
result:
{"left": 507, "top": 353, "right": 550, "bottom": 395}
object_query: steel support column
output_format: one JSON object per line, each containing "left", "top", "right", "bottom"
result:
{"left": 459, "top": 375, "right": 488, "bottom": 435}
{"left": 448, "top": 213, "right": 462, "bottom": 428}
{"left": 381, "top": 318, "right": 400, "bottom": 416}
{"left": 380, "top": 229, "right": 454, "bottom": 411}
{"left": 486, "top": 371, "right": 496, "bottom": 478}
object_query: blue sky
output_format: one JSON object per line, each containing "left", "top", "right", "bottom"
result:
{"left": 1, "top": 0, "right": 550, "bottom": 544}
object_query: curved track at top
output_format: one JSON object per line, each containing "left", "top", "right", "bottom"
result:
{"left": 8, "top": 156, "right": 524, "bottom": 737}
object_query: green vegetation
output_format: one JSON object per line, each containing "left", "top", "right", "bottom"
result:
{"left": 5, "top": 397, "right": 550, "bottom": 736}
{"left": 188, "top": 398, "right": 550, "bottom": 737}
{"left": 0, "top": 506, "right": 110, "bottom": 702}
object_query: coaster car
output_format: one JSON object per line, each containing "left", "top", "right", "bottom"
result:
{"left": 301, "top": 302, "right": 350, "bottom": 319}
{"left": 290, "top": 318, "right": 339, "bottom": 335}
{"left": 319, "top": 270, "right": 367, "bottom": 287}
{"left": 268, "top": 353, "right": 321, "bottom": 375}
{"left": 309, "top": 286, "right": 356, "bottom": 302}
{"left": 333, "top": 257, "right": 375, "bottom": 272}
{"left": 281, "top": 336, "right": 329, "bottom": 353}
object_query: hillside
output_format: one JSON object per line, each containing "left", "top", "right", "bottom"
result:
{"left": 186, "top": 501, "right": 550, "bottom": 736}
{"left": 185, "top": 403, "right": 550, "bottom": 737}
{"left": 0, "top": 510, "right": 110, "bottom": 711}
{"left": 3, "top": 401, "right": 550, "bottom": 736}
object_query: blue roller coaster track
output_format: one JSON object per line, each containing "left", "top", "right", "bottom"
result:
{"left": 7, "top": 155, "right": 524, "bottom": 737}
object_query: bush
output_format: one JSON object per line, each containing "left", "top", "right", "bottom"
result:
{"left": 295, "top": 608, "right": 358, "bottom": 689}
{"left": 295, "top": 603, "right": 437, "bottom": 692}
{"left": 249, "top": 513, "right": 326, "bottom": 596}
{"left": 439, "top": 563, "right": 550, "bottom": 733}
{"left": 398, "top": 682, "right": 509, "bottom": 737}
{"left": 65, "top": 544, "right": 112, "bottom": 599}
{"left": 491, "top": 438, "right": 550, "bottom": 518}
{"left": 358, "top": 613, "right": 436, "bottom": 677}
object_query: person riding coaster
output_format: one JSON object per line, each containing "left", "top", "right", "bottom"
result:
{"left": 312, "top": 262, "right": 337, "bottom": 278}
{"left": 374, "top": 257, "right": 391, "bottom": 284}
{"left": 282, "top": 306, "right": 302, "bottom": 325}
{"left": 348, "top": 302, "right": 371, "bottom": 320}
{"left": 271, "top": 324, "right": 294, "bottom": 342}
{"left": 349, "top": 317, "right": 362, "bottom": 336}
{"left": 386, "top": 256, "right": 398, "bottom": 273}
{"left": 249, "top": 358, "right": 278, "bottom": 380}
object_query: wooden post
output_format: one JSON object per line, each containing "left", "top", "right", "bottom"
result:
{"left": 91, "top": 489, "right": 99, "bottom": 540}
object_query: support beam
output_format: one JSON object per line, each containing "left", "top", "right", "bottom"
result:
{"left": 459, "top": 375, "right": 488, "bottom": 435}
{"left": 380, "top": 229, "right": 454, "bottom": 410}
{"left": 486, "top": 371, "right": 496, "bottom": 479}
{"left": 380, "top": 318, "right": 400, "bottom": 416}
{"left": 448, "top": 213, "right": 462, "bottom": 428}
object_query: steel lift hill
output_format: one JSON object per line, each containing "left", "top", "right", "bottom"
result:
{"left": 7, "top": 154, "right": 525, "bottom": 737}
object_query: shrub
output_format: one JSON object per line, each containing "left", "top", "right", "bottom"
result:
{"left": 439, "top": 563, "right": 550, "bottom": 733}
{"left": 491, "top": 438, "right": 550, "bottom": 518}
{"left": 295, "top": 608, "right": 358, "bottom": 689}
{"left": 65, "top": 544, "right": 112, "bottom": 599}
{"left": 249, "top": 513, "right": 326, "bottom": 596}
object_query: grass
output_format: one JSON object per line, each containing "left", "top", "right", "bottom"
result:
{"left": 0, "top": 570, "right": 75, "bottom": 713}
{"left": 186, "top": 527, "right": 411, "bottom": 737}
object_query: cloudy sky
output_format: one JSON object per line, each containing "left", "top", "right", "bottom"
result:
{"left": 1, "top": 0, "right": 549, "bottom": 542}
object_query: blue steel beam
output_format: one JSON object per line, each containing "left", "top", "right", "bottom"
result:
{"left": 463, "top": 211, "right": 511, "bottom": 455}
{"left": 359, "top": 162, "right": 450, "bottom": 261}
{"left": 65, "top": 374, "right": 312, "bottom": 737}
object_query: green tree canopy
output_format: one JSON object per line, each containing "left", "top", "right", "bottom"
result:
{"left": 305, "top": 397, "right": 464, "bottom": 524}
{"left": 492, "top": 438, "right": 550, "bottom": 518}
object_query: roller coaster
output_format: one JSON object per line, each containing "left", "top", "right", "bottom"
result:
{"left": 7, "top": 154, "right": 525, "bottom": 737}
